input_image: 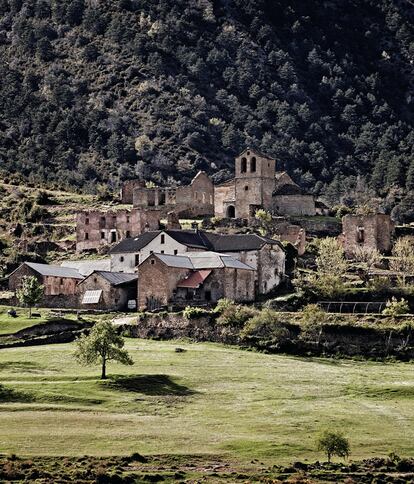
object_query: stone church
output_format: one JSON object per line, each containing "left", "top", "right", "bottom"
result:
{"left": 214, "top": 148, "right": 316, "bottom": 219}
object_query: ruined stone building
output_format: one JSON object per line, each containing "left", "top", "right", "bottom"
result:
{"left": 125, "top": 171, "right": 214, "bottom": 218}
{"left": 9, "top": 262, "right": 83, "bottom": 308}
{"left": 340, "top": 213, "right": 394, "bottom": 257}
{"left": 137, "top": 252, "right": 255, "bottom": 310}
{"left": 76, "top": 208, "right": 160, "bottom": 252}
{"left": 110, "top": 229, "right": 286, "bottom": 295}
{"left": 214, "top": 148, "right": 316, "bottom": 219}
{"left": 77, "top": 271, "right": 137, "bottom": 311}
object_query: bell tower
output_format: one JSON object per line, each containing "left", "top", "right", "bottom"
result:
{"left": 234, "top": 148, "right": 276, "bottom": 219}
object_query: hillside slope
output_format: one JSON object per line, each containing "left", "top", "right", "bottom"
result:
{"left": 0, "top": 0, "right": 413, "bottom": 201}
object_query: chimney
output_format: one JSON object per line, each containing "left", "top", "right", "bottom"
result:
{"left": 191, "top": 221, "right": 199, "bottom": 233}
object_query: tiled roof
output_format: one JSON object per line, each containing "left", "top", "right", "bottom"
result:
{"left": 188, "top": 252, "right": 255, "bottom": 270}
{"left": 153, "top": 254, "right": 195, "bottom": 269}
{"left": 61, "top": 259, "right": 111, "bottom": 276}
{"left": 177, "top": 270, "right": 212, "bottom": 288}
{"left": 23, "top": 262, "right": 83, "bottom": 279}
{"left": 202, "top": 232, "right": 283, "bottom": 251}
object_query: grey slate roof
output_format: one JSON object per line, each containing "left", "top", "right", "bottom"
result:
{"left": 153, "top": 254, "right": 195, "bottom": 269}
{"left": 151, "top": 252, "right": 254, "bottom": 271}
{"left": 110, "top": 230, "right": 283, "bottom": 254}
{"left": 24, "top": 262, "right": 83, "bottom": 279}
{"left": 61, "top": 259, "right": 111, "bottom": 276}
{"left": 92, "top": 271, "right": 138, "bottom": 286}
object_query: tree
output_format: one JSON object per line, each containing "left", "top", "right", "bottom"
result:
{"left": 300, "top": 304, "right": 328, "bottom": 347}
{"left": 255, "top": 208, "right": 273, "bottom": 235}
{"left": 16, "top": 276, "right": 43, "bottom": 318}
{"left": 316, "top": 238, "right": 347, "bottom": 276}
{"left": 317, "top": 430, "right": 350, "bottom": 463}
{"left": 75, "top": 321, "right": 133, "bottom": 379}
{"left": 389, "top": 238, "right": 414, "bottom": 286}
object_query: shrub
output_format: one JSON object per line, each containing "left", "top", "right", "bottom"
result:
{"left": 240, "top": 309, "right": 290, "bottom": 345}
{"left": 183, "top": 306, "right": 209, "bottom": 319}
{"left": 382, "top": 297, "right": 410, "bottom": 318}
{"left": 215, "top": 299, "right": 256, "bottom": 327}
{"left": 317, "top": 430, "right": 350, "bottom": 463}
{"left": 367, "top": 276, "right": 391, "bottom": 294}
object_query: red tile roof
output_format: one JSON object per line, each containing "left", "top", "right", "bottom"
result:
{"left": 177, "top": 270, "right": 212, "bottom": 289}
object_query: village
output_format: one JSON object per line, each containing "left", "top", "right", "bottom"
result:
{"left": 4, "top": 148, "right": 401, "bottom": 316}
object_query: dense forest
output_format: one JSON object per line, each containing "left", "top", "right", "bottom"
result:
{"left": 0, "top": 0, "right": 413, "bottom": 213}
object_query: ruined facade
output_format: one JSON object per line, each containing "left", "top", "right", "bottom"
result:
{"left": 215, "top": 149, "right": 316, "bottom": 220}
{"left": 76, "top": 208, "right": 160, "bottom": 252}
{"left": 341, "top": 213, "right": 394, "bottom": 257}
{"left": 132, "top": 171, "right": 214, "bottom": 217}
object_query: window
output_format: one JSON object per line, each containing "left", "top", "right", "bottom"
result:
{"left": 60, "top": 278, "right": 64, "bottom": 286}
{"left": 160, "top": 234, "right": 165, "bottom": 244}
{"left": 101, "top": 216, "right": 106, "bottom": 224}
{"left": 241, "top": 157, "right": 247, "bottom": 173}
{"left": 150, "top": 250, "right": 153, "bottom": 254}
{"left": 120, "top": 256, "right": 124, "bottom": 262}
{"left": 174, "top": 249, "right": 178, "bottom": 255}
{"left": 150, "top": 259, "right": 155, "bottom": 265}
{"left": 244, "top": 185, "right": 249, "bottom": 191}
{"left": 250, "top": 156, "right": 256, "bottom": 172}
{"left": 112, "top": 216, "right": 117, "bottom": 223}
{"left": 111, "top": 232, "right": 117, "bottom": 243}
{"left": 85, "top": 233, "right": 89, "bottom": 240}
{"left": 126, "top": 230, "right": 130, "bottom": 238}
{"left": 161, "top": 250, "right": 165, "bottom": 254}
{"left": 135, "top": 254, "right": 140, "bottom": 266}
{"left": 126, "top": 216, "right": 130, "bottom": 223}
{"left": 357, "top": 227, "right": 365, "bottom": 243}
{"left": 101, "top": 231, "right": 105, "bottom": 239}
{"left": 85, "top": 218, "right": 89, "bottom": 225}
{"left": 94, "top": 278, "right": 98, "bottom": 283}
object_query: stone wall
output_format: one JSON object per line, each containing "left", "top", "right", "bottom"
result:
{"left": 272, "top": 194, "right": 316, "bottom": 216}
{"left": 76, "top": 208, "right": 160, "bottom": 252}
{"left": 341, "top": 213, "right": 394, "bottom": 256}
{"left": 77, "top": 275, "right": 135, "bottom": 311}
{"left": 214, "top": 181, "right": 235, "bottom": 218}
{"left": 120, "top": 180, "right": 145, "bottom": 204}
{"left": 133, "top": 171, "right": 214, "bottom": 218}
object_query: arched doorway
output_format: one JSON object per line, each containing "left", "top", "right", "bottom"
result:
{"left": 226, "top": 205, "right": 235, "bottom": 218}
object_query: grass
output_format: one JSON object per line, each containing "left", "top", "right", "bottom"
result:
{"left": 0, "top": 306, "right": 50, "bottom": 335}
{"left": 0, "top": 339, "right": 413, "bottom": 463}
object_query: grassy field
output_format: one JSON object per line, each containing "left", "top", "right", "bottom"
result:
{"left": 0, "top": 339, "right": 413, "bottom": 464}
{"left": 0, "top": 306, "right": 54, "bottom": 335}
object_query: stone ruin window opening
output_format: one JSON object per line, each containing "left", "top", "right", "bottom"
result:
{"left": 100, "top": 231, "right": 105, "bottom": 239}
{"left": 241, "top": 157, "right": 247, "bottom": 173}
{"left": 85, "top": 218, "right": 89, "bottom": 225}
{"left": 150, "top": 259, "right": 155, "bottom": 265}
{"left": 357, "top": 226, "right": 365, "bottom": 244}
{"left": 126, "top": 216, "right": 130, "bottom": 223}
{"left": 85, "top": 233, "right": 89, "bottom": 240}
{"left": 226, "top": 205, "right": 236, "bottom": 218}
{"left": 111, "top": 231, "right": 117, "bottom": 243}
{"left": 159, "top": 192, "right": 166, "bottom": 205}
{"left": 161, "top": 234, "right": 165, "bottom": 244}
{"left": 250, "top": 157, "right": 256, "bottom": 172}
{"left": 244, "top": 185, "right": 249, "bottom": 191}
{"left": 126, "top": 230, "right": 131, "bottom": 238}
{"left": 101, "top": 216, "right": 106, "bottom": 224}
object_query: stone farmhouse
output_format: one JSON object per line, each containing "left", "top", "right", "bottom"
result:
{"left": 340, "top": 213, "right": 394, "bottom": 257}
{"left": 77, "top": 271, "right": 137, "bottom": 311}
{"left": 125, "top": 171, "right": 214, "bottom": 218}
{"left": 9, "top": 262, "right": 83, "bottom": 308}
{"left": 214, "top": 148, "right": 316, "bottom": 219}
{"left": 137, "top": 252, "right": 255, "bottom": 310}
{"left": 109, "top": 229, "right": 286, "bottom": 295}
{"left": 76, "top": 208, "right": 160, "bottom": 252}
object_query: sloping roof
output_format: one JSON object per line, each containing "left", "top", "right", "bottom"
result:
{"left": 109, "top": 231, "right": 160, "bottom": 254}
{"left": 202, "top": 232, "right": 283, "bottom": 252}
{"left": 22, "top": 262, "right": 83, "bottom": 279}
{"left": 153, "top": 254, "right": 195, "bottom": 269}
{"left": 188, "top": 252, "right": 255, "bottom": 270}
{"left": 61, "top": 259, "right": 111, "bottom": 276}
{"left": 93, "top": 271, "right": 138, "bottom": 286}
{"left": 177, "top": 270, "right": 212, "bottom": 288}
{"left": 237, "top": 147, "right": 274, "bottom": 160}
{"left": 273, "top": 183, "right": 303, "bottom": 196}
{"left": 110, "top": 230, "right": 283, "bottom": 254}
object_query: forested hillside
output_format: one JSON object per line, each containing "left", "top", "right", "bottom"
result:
{"left": 0, "top": 0, "right": 413, "bottom": 207}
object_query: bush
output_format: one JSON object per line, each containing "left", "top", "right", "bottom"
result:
{"left": 183, "top": 306, "right": 209, "bottom": 320}
{"left": 215, "top": 299, "right": 256, "bottom": 327}
{"left": 240, "top": 309, "right": 290, "bottom": 345}
{"left": 382, "top": 297, "right": 410, "bottom": 317}
{"left": 317, "top": 430, "right": 350, "bottom": 463}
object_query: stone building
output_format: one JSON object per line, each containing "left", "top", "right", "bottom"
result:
{"left": 214, "top": 148, "right": 316, "bottom": 219}
{"left": 137, "top": 252, "right": 255, "bottom": 310}
{"left": 8, "top": 262, "right": 83, "bottom": 308}
{"left": 120, "top": 180, "right": 145, "bottom": 204}
{"left": 340, "top": 213, "right": 394, "bottom": 257}
{"left": 77, "top": 271, "right": 137, "bottom": 311}
{"left": 110, "top": 229, "right": 285, "bottom": 295}
{"left": 76, "top": 208, "right": 160, "bottom": 252}
{"left": 131, "top": 171, "right": 214, "bottom": 217}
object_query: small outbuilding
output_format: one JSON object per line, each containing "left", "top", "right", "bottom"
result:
{"left": 77, "top": 271, "right": 138, "bottom": 311}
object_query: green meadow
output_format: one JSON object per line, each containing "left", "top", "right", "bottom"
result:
{"left": 0, "top": 339, "right": 413, "bottom": 463}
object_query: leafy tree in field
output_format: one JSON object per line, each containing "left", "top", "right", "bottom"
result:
{"left": 317, "top": 430, "right": 350, "bottom": 463}
{"left": 16, "top": 276, "right": 43, "bottom": 318}
{"left": 389, "top": 238, "right": 414, "bottom": 287}
{"left": 75, "top": 320, "right": 133, "bottom": 379}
